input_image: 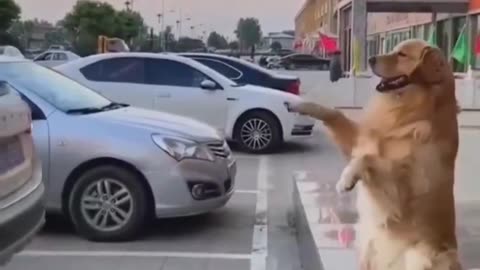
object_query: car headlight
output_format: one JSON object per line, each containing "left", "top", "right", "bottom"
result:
{"left": 151, "top": 134, "right": 215, "bottom": 162}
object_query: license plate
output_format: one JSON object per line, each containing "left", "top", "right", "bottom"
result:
{"left": 0, "top": 138, "right": 25, "bottom": 175}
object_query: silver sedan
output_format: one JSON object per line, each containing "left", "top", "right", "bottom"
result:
{"left": 0, "top": 57, "right": 237, "bottom": 242}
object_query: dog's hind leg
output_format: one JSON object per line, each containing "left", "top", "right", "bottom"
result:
{"left": 292, "top": 101, "right": 359, "bottom": 158}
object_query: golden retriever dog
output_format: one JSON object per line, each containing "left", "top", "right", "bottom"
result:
{"left": 291, "top": 39, "right": 461, "bottom": 270}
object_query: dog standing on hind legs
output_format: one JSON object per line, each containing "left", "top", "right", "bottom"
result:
{"left": 291, "top": 39, "right": 461, "bottom": 270}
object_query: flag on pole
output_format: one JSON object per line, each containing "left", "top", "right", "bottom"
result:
{"left": 427, "top": 27, "right": 437, "bottom": 46}
{"left": 452, "top": 24, "right": 469, "bottom": 64}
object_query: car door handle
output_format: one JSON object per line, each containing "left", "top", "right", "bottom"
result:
{"left": 157, "top": 93, "right": 171, "bottom": 98}
{"left": 227, "top": 97, "right": 238, "bottom": 101}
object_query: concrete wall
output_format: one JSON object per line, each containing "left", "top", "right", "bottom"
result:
{"left": 283, "top": 70, "right": 480, "bottom": 110}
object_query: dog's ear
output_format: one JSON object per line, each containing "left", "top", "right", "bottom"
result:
{"left": 410, "top": 46, "right": 446, "bottom": 85}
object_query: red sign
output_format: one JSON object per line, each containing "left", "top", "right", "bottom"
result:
{"left": 294, "top": 40, "right": 303, "bottom": 49}
{"left": 319, "top": 33, "right": 338, "bottom": 53}
{"left": 475, "top": 36, "right": 480, "bottom": 55}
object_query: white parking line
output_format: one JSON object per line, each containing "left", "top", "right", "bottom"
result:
{"left": 233, "top": 154, "right": 261, "bottom": 160}
{"left": 18, "top": 250, "right": 252, "bottom": 260}
{"left": 235, "top": 189, "right": 260, "bottom": 195}
{"left": 250, "top": 156, "right": 269, "bottom": 270}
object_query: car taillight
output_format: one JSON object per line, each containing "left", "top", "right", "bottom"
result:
{"left": 287, "top": 81, "right": 300, "bottom": 95}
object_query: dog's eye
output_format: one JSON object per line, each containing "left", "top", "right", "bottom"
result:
{"left": 398, "top": 52, "right": 407, "bottom": 57}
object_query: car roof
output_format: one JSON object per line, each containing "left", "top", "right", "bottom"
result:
{"left": 77, "top": 52, "right": 188, "bottom": 61}
{"left": 62, "top": 52, "right": 202, "bottom": 68}
{"left": 0, "top": 55, "right": 28, "bottom": 63}
{"left": 179, "top": 52, "right": 272, "bottom": 73}
{"left": 43, "top": 50, "right": 79, "bottom": 56}
{"left": 179, "top": 52, "right": 237, "bottom": 60}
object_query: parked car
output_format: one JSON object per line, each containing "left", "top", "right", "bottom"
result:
{"left": 179, "top": 53, "right": 301, "bottom": 95}
{"left": 280, "top": 53, "right": 330, "bottom": 70}
{"left": 266, "top": 55, "right": 282, "bottom": 69}
{"left": 33, "top": 50, "right": 80, "bottom": 68}
{"left": 0, "top": 46, "right": 24, "bottom": 58}
{"left": 0, "top": 67, "right": 45, "bottom": 264}
{"left": 56, "top": 53, "right": 315, "bottom": 153}
{"left": 0, "top": 57, "right": 236, "bottom": 241}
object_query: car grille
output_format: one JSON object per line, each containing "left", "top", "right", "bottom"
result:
{"left": 291, "top": 125, "right": 314, "bottom": 136}
{"left": 207, "top": 141, "right": 231, "bottom": 159}
{"left": 0, "top": 137, "right": 25, "bottom": 175}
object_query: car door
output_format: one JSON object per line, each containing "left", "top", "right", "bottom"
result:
{"left": 145, "top": 58, "right": 228, "bottom": 130}
{"left": 79, "top": 57, "right": 154, "bottom": 109}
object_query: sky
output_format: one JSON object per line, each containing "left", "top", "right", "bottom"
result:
{"left": 15, "top": 0, "right": 303, "bottom": 39}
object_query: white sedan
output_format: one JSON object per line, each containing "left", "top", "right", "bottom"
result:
{"left": 56, "top": 53, "right": 315, "bottom": 153}
{"left": 33, "top": 50, "right": 80, "bottom": 68}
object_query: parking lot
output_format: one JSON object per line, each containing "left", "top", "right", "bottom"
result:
{"left": 4, "top": 126, "right": 334, "bottom": 270}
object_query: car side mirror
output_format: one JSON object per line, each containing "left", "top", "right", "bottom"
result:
{"left": 200, "top": 79, "right": 217, "bottom": 90}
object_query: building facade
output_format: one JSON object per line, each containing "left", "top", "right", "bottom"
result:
{"left": 294, "top": 0, "right": 337, "bottom": 55}
{"left": 295, "top": 0, "right": 472, "bottom": 72}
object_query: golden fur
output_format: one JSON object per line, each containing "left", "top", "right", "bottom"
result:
{"left": 292, "top": 39, "right": 461, "bottom": 270}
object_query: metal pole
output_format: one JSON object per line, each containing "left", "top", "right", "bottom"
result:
{"left": 179, "top": 8, "right": 183, "bottom": 38}
{"left": 161, "top": 0, "right": 165, "bottom": 51}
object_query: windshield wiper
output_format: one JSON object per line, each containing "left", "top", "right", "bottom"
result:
{"left": 66, "top": 102, "right": 129, "bottom": 115}
{"left": 66, "top": 107, "right": 104, "bottom": 114}
{"left": 100, "top": 102, "right": 129, "bottom": 110}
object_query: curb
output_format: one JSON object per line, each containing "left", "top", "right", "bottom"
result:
{"left": 292, "top": 171, "right": 358, "bottom": 270}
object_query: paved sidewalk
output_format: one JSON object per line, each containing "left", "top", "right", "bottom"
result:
{"left": 291, "top": 120, "right": 480, "bottom": 269}
{"left": 294, "top": 173, "right": 480, "bottom": 270}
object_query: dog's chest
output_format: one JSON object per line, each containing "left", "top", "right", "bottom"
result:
{"left": 353, "top": 131, "right": 413, "bottom": 160}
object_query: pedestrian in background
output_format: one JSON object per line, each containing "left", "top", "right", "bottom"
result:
{"left": 329, "top": 50, "right": 343, "bottom": 82}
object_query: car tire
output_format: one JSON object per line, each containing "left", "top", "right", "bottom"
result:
{"left": 68, "top": 165, "right": 149, "bottom": 242}
{"left": 234, "top": 111, "right": 282, "bottom": 154}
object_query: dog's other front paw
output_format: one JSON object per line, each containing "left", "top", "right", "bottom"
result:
{"left": 336, "top": 165, "right": 359, "bottom": 193}
{"left": 289, "top": 101, "right": 312, "bottom": 114}
{"left": 412, "top": 121, "right": 432, "bottom": 143}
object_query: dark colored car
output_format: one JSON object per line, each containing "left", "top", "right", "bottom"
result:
{"left": 179, "top": 53, "right": 301, "bottom": 95}
{"left": 280, "top": 53, "right": 330, "bottom": 70}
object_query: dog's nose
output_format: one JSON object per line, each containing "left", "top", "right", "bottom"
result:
{"left": 368, "top": 56, "right": 376, "bottom": 66}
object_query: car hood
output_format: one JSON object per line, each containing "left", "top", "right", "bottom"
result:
{"left": 92, "top": 106, "right": 222, "bottom": 142}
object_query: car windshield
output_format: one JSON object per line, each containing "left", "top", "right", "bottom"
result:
{"left": 0, "top": 61, "right": 112, "bottom": 113}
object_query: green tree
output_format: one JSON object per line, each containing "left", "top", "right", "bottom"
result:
{"left": 235, "top": 17, "right": 262, "bottom": 52}
{"left": 161, "top": 25, "right": 176, "bottom": 51}
{"left": 270, "top": 41, "right": 282, "bottom": 52}
{"left": 207, "top": 31, "right": 228, "bottom": 49}
{"left": 44, "top": 29, "right": 69, "bottom": 49}
{"left": 114, "top": 10, "right": 146, "bottom": 45}
{"left": 228, "top": 40, "right": 239, "bottom": 51}
{"left": 0, "top": 0, "right": 20, "bottom": 32}
{"left": 8, "top": 20, "right": 33, "bottom": 48}
{"left": 62, "top": 0, "right": 146, "bottom": 56}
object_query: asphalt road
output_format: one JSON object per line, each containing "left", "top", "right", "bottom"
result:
{"left": 4, "top": 128, "right": 335, "bottom": 270}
